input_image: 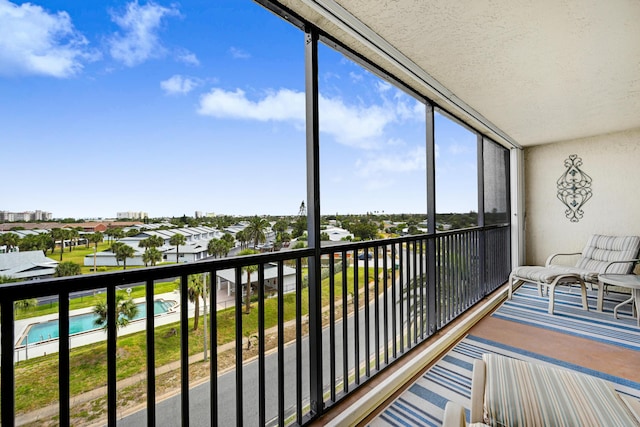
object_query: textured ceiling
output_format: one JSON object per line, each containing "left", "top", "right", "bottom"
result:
{"left": 280, "top": 0, "right": 640, "bottom": 147}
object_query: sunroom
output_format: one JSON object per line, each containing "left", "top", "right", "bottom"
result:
{"left": 1, "top": 1, "right": 639, "bottom": 426}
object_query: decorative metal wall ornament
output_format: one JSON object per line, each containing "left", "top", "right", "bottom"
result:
{"left": 556, "top": 154, "right": 593, "bottom": 222}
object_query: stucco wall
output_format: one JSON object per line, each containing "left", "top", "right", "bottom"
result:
{"left": 524, "top": 128, "right": 640, "bottom": 265}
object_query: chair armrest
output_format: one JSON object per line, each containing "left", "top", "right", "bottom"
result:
{"left": 470, "top": 359, "right": 486, "bottom": 423}
{"left": 545, "top": 252, "right": 582, "bottom": 267}
{"left": 443, "top": 402, "right": 467, "bottom": 427}
{"left": 603, "top": 259, "right": 640, "bottom": 274}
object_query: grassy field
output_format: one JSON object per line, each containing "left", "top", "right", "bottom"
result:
{"left": 45, "top": 241, "right": 154, "bottom": 274}
{"left": 12, "top": 266, "right": 380, "bottom": 415}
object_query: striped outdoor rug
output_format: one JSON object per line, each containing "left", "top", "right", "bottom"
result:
{"left": 494, "top": 283, "right": 640, "bottom": 351}
{"left": 369, "top": 285, "right": 640, "bottom": 427}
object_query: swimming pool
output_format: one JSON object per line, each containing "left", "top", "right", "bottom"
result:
{"left": 20, "top": 299, "right": 176, "bottom": 346}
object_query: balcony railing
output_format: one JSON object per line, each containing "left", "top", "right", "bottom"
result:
{"left": 0, "top": 224, "right": 510, "bottom": 426}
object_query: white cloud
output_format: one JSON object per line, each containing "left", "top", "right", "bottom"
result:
{"left": 355, "top": 146, "right": 426, "bottom": 177}
{"left": 176, "top": 50, "right": 199, "bottom": 66}
{"left": 349, "top": 71, "right": 362, "bottom": 82}
{"left": 161, "top": 74, "right": 198, "bottom": 95}
{"left": 0, "top": 0, "right": 96, "bottom": 77}
{"left": 108, "top": 1, "right": 180, "bottom": 67}
{"left": 229, "top": 47, "right": 250, "bottom": 59}
{"left": 376, "top": 81, "right": 392, "bottom": 93}
{"left": 319, "top": 96, "right": 394, "bottom": 149}
{"left": 197, "top": 87, "right": 397, "bottom": 149}
{"left": 198, "top": 88, "right": 305, "bottom": 122}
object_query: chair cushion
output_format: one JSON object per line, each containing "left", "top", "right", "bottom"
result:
{"left": 512, "top": 266, "right": 584, "bottom": 284}
{"left": 482, "top": 354, "right": 640, "bottom": 427}
{"left": 575, "top": 234, "right": 640, "bottom": 274}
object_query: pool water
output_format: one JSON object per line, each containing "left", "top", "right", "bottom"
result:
{"left": 21, "top": 299, "right": 176, "bottom": 346}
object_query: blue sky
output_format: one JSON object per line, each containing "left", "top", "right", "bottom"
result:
{"left": 0, "top": 0, "right": 478, "bottom": 219}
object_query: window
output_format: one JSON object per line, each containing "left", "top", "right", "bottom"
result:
{"left": 434, "top": 110, "right": 478, "bottom": 230}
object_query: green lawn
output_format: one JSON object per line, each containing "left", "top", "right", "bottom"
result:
{"left": 46, "top": 241, "right": 152, "bottom": 274}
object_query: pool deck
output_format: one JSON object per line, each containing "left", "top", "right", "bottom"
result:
{"left": 12, "top": 288, "right": 236, "bottom": 361}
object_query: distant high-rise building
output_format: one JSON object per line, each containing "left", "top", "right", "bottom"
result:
{"left": 0, "top": 210, "right": 52, "bottom": 222}
{"left": 117, "top": 211, "right": 148, "bottom": 220}
{"left": 195, "top": 211, "right": 203, "bottom": 218}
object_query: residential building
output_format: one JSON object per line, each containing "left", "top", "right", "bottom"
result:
{"left": 116, "top": 211, "right": 148, "bottom": 220}
{"left": 0, "top": 251, "right": 58, "bottom": 280}
{"left": 0, "top": 210, "right": 52, "bottom": 222}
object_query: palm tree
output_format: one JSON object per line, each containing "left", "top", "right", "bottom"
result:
{"left": 221, "top": 233, "right": 235, "bottom": 255}
{"left": 111, "top": 227, "right": 125, "bottom": 242}
{"left": 272, "top": 218, "right": 288, "bottom": 242}
{"left": 50, "top": 228, "right": 66, "bottom": 260}
{"left": 207, "top": 238, "right": 221, "bottom": 258}
{"left": 142, "top": 247, "right": 162, "bottom": 266}
{"left": 187, "top": 274, "right": 207, "bottom": 330}
{"left": 0, "top": 232, "right": 20, "bottom": 253}
{"left": 14, "top": 298, "right": 38, "bottom": 313}
{"left": 238, "top": 248, "right": 259, "bottom": 314}
{"left": 115, "top": 244, "right": 135, "bottom": 270}
{"left": 66, "top": 228, "right": 79, "bottom": 252}
{"left": 235, "top": 229, "right": 249, "bottom": 250}
{"left": 54, "top": 261, "right": 82, "bottom": 277}
{"left": 139, "top": 235, "right": 164, "bottom": 252}
{"left": 169, "top": 233, "right": 186, "bottom": 263}
{"left": 245, "top": 216, "right": 269, "bottom": 249}
{"left": 111, "top": 242, "right": 135, "bottom": 269}
{"left": 87, "top": 232, "right": 104, "bottom": 272}
{"left": 93, "top": 292, "right": 139, "bottom": 340}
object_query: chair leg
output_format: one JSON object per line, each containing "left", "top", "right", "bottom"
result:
{"left": 548, "top": 277, "right": 588, "bottom": 315}
{"left": 548, "top": 282, "right": 556, "bottom": 314}
{"left": 508, "top": 272, "right": 515, "bottom": 300}
{"left": 578, "top": 279, "right": 589, "bottom": 311}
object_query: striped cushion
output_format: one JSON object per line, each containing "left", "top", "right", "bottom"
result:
{"left": 483, "top": 354, "right": 640, "bottom": 426}
{"left": 512, "top": 266, "right": 583, "bottom": 284}
{"left": 574, "top": 234, "right": 640, "bottom": 274}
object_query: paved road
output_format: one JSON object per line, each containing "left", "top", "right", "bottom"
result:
{"left": 119, "top": 247, "right": 425, "bottom": 426}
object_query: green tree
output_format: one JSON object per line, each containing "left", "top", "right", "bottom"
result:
{"left": 14, "top": 298, "right": 38, "bottom": 313}
{"left": 54, "top": 261, "right": 81, "bottom": 277}
{"left": 272, "top": 218, "right": 288, "bottom": 241}
{"left": 169, "top": 233, "right": 187, "bottom": 263}
{"left": 238, "top": 248, "right": 259, "bottom": 314}
{"left": 112, "top": 243, "right": 135, "bottom": 270}
{"left": 87, "top": 232, "right": 104, "bottom": 272}
{"left": 235, "top": 229, "right": 249, "bottom": 250}
{"left": 93, "top": 292, "right": 139, "bottom": 340}
{"left": 221, "top": 233, "right": 235, "bottom": 255}
{"left": 66, "top": 228, "right": 79, "bottom": 252}
{"left": 207, "top": 238, "right": 224, "bottom": 258}
{"left": 139, "top": 235, "right": 164, "bottom": 252}
{"left": 111, "top": 227, "right": 125, "bottom": 242}
{"left": 320, "top": 232, "right": 330, "bottom": 241}
{"left": 142, "top": 247, "right": 162, "bottom": 266}
{"left": 126, "top": 228, "right": 140, "bottom": 237}
{"left": 50, "top": 228, "right": 66, "bottom": 260}
{"left": 0, "top": 232, "right": 20, "bottom": 253}
{"left": 187, "top": 274, "right": 207, "bottom": 330}
{"left": 245, "top": 216, "right": 269, "bottom": 249}
{"left": 292, "top": 216, "right": 306, "bottom": 238}
{"left": 18, "top": 233, "right": 50, "bottom": 255}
